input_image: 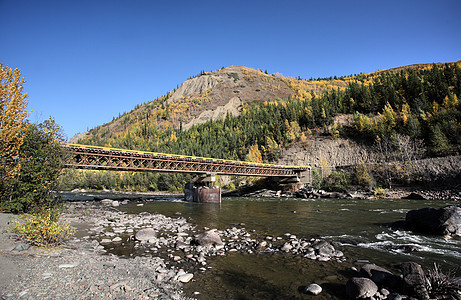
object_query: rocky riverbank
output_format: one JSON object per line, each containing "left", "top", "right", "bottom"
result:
{"left": 0, "top": 200, "right": 345, "bottom": 299}
{"left": 0, "top": 203, "right": 191, "bottom": 299}
{"left": 2, "top": 198, "right": 460, "bottom": 299}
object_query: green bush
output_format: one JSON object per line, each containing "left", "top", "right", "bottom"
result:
{"left": 355, "top": 163, "right": 375, "bottom": 188}
{"left": 2, "top": 118, "right": 65, "bottom": 213}
{"left": 311, "top": 167, "right": 322, "bottom": 190}
{"left": 322, "top": 170, "right": 352, "bottom": 191}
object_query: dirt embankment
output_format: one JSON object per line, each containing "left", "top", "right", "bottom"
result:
{"left": 278, "top": 136, "right": 461, "bottom": 186}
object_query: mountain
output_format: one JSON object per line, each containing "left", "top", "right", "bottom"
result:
{"left": 72, "top": 66, "right": 349, "bottom": 144}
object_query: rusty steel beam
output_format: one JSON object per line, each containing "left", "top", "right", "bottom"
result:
{"left": 62, "top": 144, "right": 308, "bottom": 177}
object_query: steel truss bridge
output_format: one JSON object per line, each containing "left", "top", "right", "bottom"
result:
{"left": 62, "top": 143, "right": 309, "bottom": 178}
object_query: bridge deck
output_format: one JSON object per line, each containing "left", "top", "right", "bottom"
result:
{"left": 62, "top": 143, "right": 309, "bottom": 177}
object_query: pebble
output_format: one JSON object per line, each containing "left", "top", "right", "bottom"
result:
{"left": 304, "top": 283, "right": 322, "bottom": 295}
{"left": 178, "top": 273, "right": 194, "bottom": 283}
{"left": 58, "top": 263, "right": 78, "bottom": 268}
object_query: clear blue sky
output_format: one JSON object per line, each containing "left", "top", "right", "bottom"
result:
{"left": 1, "top": 0, "right": 460, "bottom": 140}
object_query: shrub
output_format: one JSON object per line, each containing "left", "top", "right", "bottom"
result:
{"left": 322, "top": 170, "right": 352, "bottom": 191}
{"left": 355, "top": 163, "right": 375, "bottom": 188}
{"left": 2, "top": 118, "right": 65, "bottom": 213}
{"left": 373, "top": 187, "right": 388, "bottom": 197}
{"left": 12, "top": 208, "right": 74, "bottom": 247}
{"left": 426, "top": 263, "right": 460, "bottom": 298}
{"left": 311, "top": 167, "right": 322, "bottom": 190}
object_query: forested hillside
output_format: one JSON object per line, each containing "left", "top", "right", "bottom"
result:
{"left": 62, "top": 63, "right": 461, "bottom": 192}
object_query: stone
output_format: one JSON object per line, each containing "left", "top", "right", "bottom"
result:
{"left": 101, "top": 199, "right": 113, "bottom": 205}
{"left": 346, "top": 277, "right": 378, "bottom": 299}
{"left": 257, "top": 241, "right": 267, "bottom": 250}
{"left": 195, "top": 230, "right": 223, "bottom": 246}
{"left": 112, "top": 237, "right": 122, "bottom": 242}
{"left": 402, "top": 192, "right": 427, "bottom": 200}
{"left": 59, "top": 263, "right": 77, "bottom": 269}
{"left": 401, "top": 262, "right": 429, "bottom": 300}
{"left": 334, "top": 250, "right": 344, "bottom": 257}
{"left": 387, "top": 293, "right": 403, "bottom": 300}
{"left": 178, "top": 273, "right": 194, "bottom": 283}
{"left": 304, "top": 283, "right": 322, "bottom": 295}
{"left": 313, "top": 241, "right": 336, "bottom": 257}
{"left": 404, "top": 205, "right": 461, "bottom": 236}
{"left": 380, "top": 288, "right": 390, "bottom": 297}
{"left": 281, "top": 243, "right": 293, "bottom": 252}
{"left": 135, "top": 228, "right": 157, "bottom": 241}
{"left": 14, "top": 243, "right": 30, "bottom": 251}
{"left": 359, "top": 264, "right": 394, "bottom": 284}
{"left": 111, "top": 200, "right": 120, "bottom": 207}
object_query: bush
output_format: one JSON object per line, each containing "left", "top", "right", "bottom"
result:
{"left": 426, "top": 263, "right": 460, "bottom": 298}
{"left": 2, "top": 118, "right": 65, "bottom": 213}
{"left": 355, "top": 163, "right": 375, "bottom": 188}
{"left": 322, "top": 170, "right": 352, "bottom": 191}
{"left": 373, "top": 187, "right": 388, "bottom": 197}
{"left": 12, "top": 208, "right": 74, "bottom": 247}
{"left": 311, "top": 167, "right": 322, "bottom": 190}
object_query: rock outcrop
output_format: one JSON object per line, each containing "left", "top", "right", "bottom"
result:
{"left": 404, "top": 205, "right": 461, "bottom": 237}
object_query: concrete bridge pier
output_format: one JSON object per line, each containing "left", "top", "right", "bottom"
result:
{"left": 271, "top": 169, "right": 312, "bottom": 192}
{"left": 184, "top": 174, "right": 221, "bottom": 203}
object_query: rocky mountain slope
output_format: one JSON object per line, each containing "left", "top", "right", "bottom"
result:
{"left": 72, "top": 66, "right": 348, "bottom": 143}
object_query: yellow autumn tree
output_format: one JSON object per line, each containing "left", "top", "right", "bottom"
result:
{"left": 400, "top": 102, "right": 411, "bottom": 125}
{"left": 246, "top": 144, "right": 263, "bottom": 163}
{"left": 1, "top": 64, "right": 29, "bottom": 201}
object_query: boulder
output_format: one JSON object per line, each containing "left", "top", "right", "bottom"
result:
{"left": 346, "top": 277, "right": 378, "bottom": 299}
{"left": 358, "top": 264, "right": 393, "bottom": 284}
{"left": 401, "top": 262, "right": 429, "bottom": 300}
{"left": 304, "top": 283, "right": 322, "bottom": 295}
{"left": 402, "top": 192, "right": 427, "bottom": 200}
{"left": 404, "top": 205, "right": 461, "bottom": 236}
{"left": 135, "top": 228, "right": 157, "bottom": 241}
{"left": 195, "top": 230, "right": 223, "bottom": 246}
{"left": 313, "top": 240, "right": 336, "bottom": 257}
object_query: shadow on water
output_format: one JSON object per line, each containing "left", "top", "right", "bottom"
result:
{"left": 216, "top": 270, "right": 294, "bottom": 300}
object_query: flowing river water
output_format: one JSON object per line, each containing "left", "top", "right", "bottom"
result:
{"left": 63, "top": 192, "right": 460, "bottom": 299}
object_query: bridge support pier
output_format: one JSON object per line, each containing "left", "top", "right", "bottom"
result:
{"left": 184, "top": 174, "right": 221, "bottom": 203}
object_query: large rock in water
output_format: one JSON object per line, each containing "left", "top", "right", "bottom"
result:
{"left": 405, "top": 205, "right": 461, "bottom": 236}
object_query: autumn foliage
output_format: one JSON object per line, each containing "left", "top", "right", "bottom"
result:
{"left": 0, "top": 63, "right": 29, "bottom": 203}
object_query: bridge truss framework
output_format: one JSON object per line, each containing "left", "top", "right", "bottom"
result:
{"left": 62, "top": 144, "right": 309, "bottom": 178}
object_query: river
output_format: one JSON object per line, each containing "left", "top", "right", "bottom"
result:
{"left": 63, "top": 192, "right": 461, "bottom": 299}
